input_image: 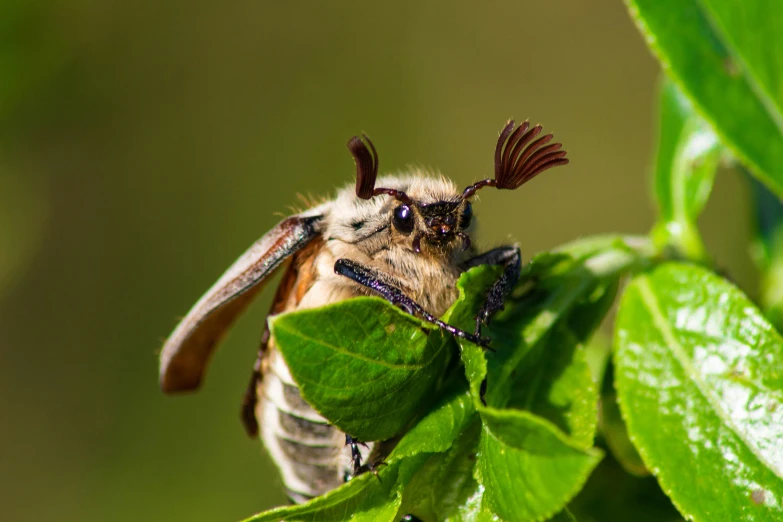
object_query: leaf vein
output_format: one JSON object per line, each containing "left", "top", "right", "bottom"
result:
{"left": 636, "top": 276, "right": 783, "bottom": 479}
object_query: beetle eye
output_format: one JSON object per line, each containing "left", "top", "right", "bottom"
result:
{"left": 393, "top": 205, "right": 414, "bottom": 234}
{"left": 459, "top": 202, "right": 473, "bottom": 229}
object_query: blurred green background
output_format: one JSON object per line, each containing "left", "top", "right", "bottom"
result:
{"left": 0, "top": 2, "right": 754, "bottom": 521}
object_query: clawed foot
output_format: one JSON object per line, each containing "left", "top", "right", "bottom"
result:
{"left": 466, "top": 320, "right": 494, "bottom": 352}
{"left": 345, "top": 434, "right": 386, "bottom": 482}
{"left": 469, "top": 332, "right": 495, "bottom": 352}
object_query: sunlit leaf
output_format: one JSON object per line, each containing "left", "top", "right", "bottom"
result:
{"left": 455, "top": 237, "right": 641, "bottom": 434}
{"left": 615, "top": 263, "right": 783, "bottom": 521}
{"left": 476, "top": 407, "right": 602, "bottom": 521}
{"left": 398, "top": 419, "right": 490, "bottom": 522}
{"left": 625, "top": 0, "right": 783, "bottom": 197}
{"left": 243, "top": 455, "right": 425, "bottom": 522}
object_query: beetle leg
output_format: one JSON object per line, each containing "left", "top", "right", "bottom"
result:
{"left": 462, "top": 246, "right": 521, "bottom": 336}
{"left": 345, "top": 433, "right": 365, "bottom": 476}
{"left": 334, "top": 258, "right": 491, "bottom": 348}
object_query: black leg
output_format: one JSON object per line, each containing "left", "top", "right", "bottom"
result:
{"left": 463, "top": 246, "right": 521, "bottom": 336}
{"left": 345, "top": 433, "right": 364, "bottom": 476}
{"left": 344, "top": 433, "right": 383, "bottom": 481}
{"left": 334, "top": 258, "right": 491, "bottom": 348}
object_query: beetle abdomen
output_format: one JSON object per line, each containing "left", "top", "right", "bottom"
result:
{"left": 258, "top": 349, "right": 372, "bottom": 503}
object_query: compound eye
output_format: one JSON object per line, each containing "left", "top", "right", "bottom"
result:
{"left": 459, "top": 202, "right": 473, "bottom": 229}
{"left": 393, "top": 204, "right": 415, "bottom": 234}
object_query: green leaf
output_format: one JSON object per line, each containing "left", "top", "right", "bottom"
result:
{"left": 476, "top": 406, "right": 603, "bottom": 522}
{"left": 441, "top": 263, "right": 503, "bottom": 407}
{"left": 400, "top": 419, "right": 492, "bottom": 522}
{"left": 583, "top": 331, "right": 611, "bottom": 389}
{"left": 387, "top": 379, "right": 476, "bottom": 463}
{"left": 455, "top": 237, "right": 641, "bottom": 431}
{"left": 246, "top": 370, "right": 481, "bottom": 521}
{"left": 507, "top": 279, "right": 617, "bottom": 449}
{"left": 485, "top": 238, "right": 649, "bottom": 407}
{"left": 651, "top": 78, "right": 721, "bottom": 261}
{"left": 385, "top": 378, "right": 489, "bottom": 521}
{"left": 615, "top": 263, "right": 783, "bottom": 521}
{"left": 270, "top": 297, "right": 451, "bottom": 442}
{"left": 625, "top": 0, "right": 783, "bottom": 197}
{"left": 429, "top": 424, "right": 488, "bottom": 522}
{"left": 242, "top": 459, "right": 406, "bottom": 522}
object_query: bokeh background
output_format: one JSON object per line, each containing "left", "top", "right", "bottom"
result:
{"left": 0, "top": 2, "right": 755, "bottom": 521}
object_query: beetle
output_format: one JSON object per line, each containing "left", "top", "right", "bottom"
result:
{"left": 159, "top": 119, "right": 568, "bottom": 503}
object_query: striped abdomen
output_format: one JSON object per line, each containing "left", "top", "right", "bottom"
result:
{"left": 257, "top": 347, "right": 372, "bottom": 503}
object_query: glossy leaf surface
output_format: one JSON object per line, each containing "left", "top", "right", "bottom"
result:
{"left": 477, "top": 407, "right": 602, "bottom": 522}
{"left": 615, "top": 263, "right": 783, "bottom": 521}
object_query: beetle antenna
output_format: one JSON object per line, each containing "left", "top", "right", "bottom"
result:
{"left": 348, "top": 134, "right": 378, "bottom": 199}
{"left": 462, "top": 119, "right": 569, "bottom": 198}
{"left": 348, "top": 133, "right": 412, "bottom": 204}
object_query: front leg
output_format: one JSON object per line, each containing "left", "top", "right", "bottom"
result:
{"left": 334, "top": 258, "right": 490, "bottom": 348}
{"left": 463, "top": 246, "right": 521, "bottom": 336}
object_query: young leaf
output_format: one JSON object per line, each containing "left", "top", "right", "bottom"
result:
{"left": 428, "top": 424, "right": 487, "bottom": 522}
{"left": 625, "top": 0, "right": 783, "bottom": 197}
{"left": 270, "top": 297, "right": 451, "bottom": 442}
{"left": 440, "top": 263, "right": 503, "bottom": 407}
{"left": 398, "top": 419, "right": 489, "bottom": 521}
{"left": 476, "top": 406, "right": 603, "bottom": 521}
{"left": 507, "top": 279, "right": 617, "bottom": 449}
{"left": 457, "top": 237, "right": 642, "bottom": 417}
{"left": 615, "top": 263, "right": 783, "bottom": 521}
{"left": 412, "top": 250, "right": 615, "bottom": 520}
{"left": 651, "top": 78, "right": 721, "bottom": 261}
{"left": 387, "top": 378, "right": 476, "bottom": 463}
